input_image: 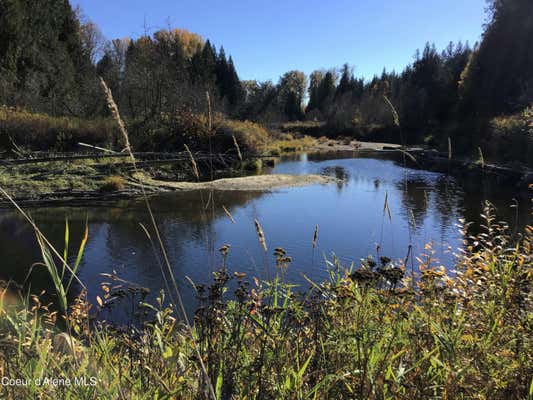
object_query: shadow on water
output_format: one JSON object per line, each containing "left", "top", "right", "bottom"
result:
{"left": 0, "top": 151, "right": 530, "bottom": 324}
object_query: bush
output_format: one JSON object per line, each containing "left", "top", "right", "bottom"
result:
{"left": 484, "top": 109, "right": 533, "bottom": 166}
{"left": 0, "top": 106, "right": 117, "bottom": 152}
{"left": 128, "top": 108, "right": 213, "bottom": 152}
{"left": 99, "top": 176, "right": 125, "bottom": 192}
{"left": 215, "top": 119, "right": 270, "bottom": 155}
{"left": 240, "top": 158, "right": 262, "bottom": 172}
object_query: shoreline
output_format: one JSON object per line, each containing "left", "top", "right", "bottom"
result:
{"left": 0, "top": 173, "right": 336, "bottom": 208}
{"left": 1, "top": 139, "right": 530, "bottom": 208}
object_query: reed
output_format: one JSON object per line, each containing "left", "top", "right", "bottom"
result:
{"left": 184, "top": 143, "right": 200, "bottom": 180}
{"left": 0, "top": 203, "right": 531, "bottom": 399}
{"left": 222, "top": 205, "right": 236, "bottom": 223}
{"left": 383, "top": 95, "right": 400, "bottom": 128}
{"left": 254, "top": 218, "right": 268, "bottom": 252}
{"left": 232, "top": 134, "right": 243, "bottom": 161}
{"left": 312, "top": 224, "right": 319, "bottom": 249}
{"left": 478, "top": 146, "right": 485, "bottom": 168}
{"left": 99, "top": 78, "right": 216, "bottom": 399}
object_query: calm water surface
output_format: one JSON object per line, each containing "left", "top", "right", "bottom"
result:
{"left": 1, "top": 152, "right": 530, "bottom": 323}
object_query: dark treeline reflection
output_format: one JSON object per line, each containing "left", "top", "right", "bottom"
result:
{"left": 1, "top": 153, "right": 530, "bottom": 323}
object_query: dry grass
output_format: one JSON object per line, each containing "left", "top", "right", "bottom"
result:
{"left": 0, "top": 204, "right": 531, "bottom": 399}
{"left": 0, "top": 105, "right": 117, "bottom": 152}
{"left": 99, "top": 176, "right": 125, "bottom": 192}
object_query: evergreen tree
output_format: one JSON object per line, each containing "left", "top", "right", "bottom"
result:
{"left": 336, "top": 64, "right": 353, "bottom": 98}
{"left": 0, "top": 0, "right": 97, "bottom": 115}
{"left": 226, "top": 56, "right": 243, "bottom": 107}
{"left": 215, "top": 46, "right": 229, "bottom": 98}
{"left": 317, "top": 71, "right": 336, "bottom": 114}
{"left": 307, "top": 70, "right": 324, "bottom": 113}
{"left": 459, "top": 0, "right": 533, "bottom": 116}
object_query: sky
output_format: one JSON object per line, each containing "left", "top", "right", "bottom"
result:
{"left": 71, "top": 0, "right": 488, "bottom": 83}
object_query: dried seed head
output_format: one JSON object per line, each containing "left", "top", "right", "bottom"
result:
{"left": 219, "top": 244, "right": 231, "bottom": 256}
{"left": 274, "top": 247, "right": 286, "bottom": 256}
{"left": 312, "top": 224, "right": 319, "bottom": 249}
{"left": 254, "top": 219, "right": 267, "bottom": 252}
{"left": 222, "top": 205, "right": 236, "bottom": 224}
{"left": 99, "top": 77, "right": 132, "bottom": 157}
{"left": 232, "top": 134, "right": 243, "bottom": 161}
{"left": 184, "top": 144, "right": 200, "bottom": 180}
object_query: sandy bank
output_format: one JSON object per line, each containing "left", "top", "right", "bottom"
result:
{"left": 134, "top": 173, "right": 336, "bottom": 192}
{"left": 308, "top": 139, "right": 402, "bottom": 153}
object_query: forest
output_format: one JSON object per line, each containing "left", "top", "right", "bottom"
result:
{"left": 1, "top": 0, "right": 532, "bottom": 165}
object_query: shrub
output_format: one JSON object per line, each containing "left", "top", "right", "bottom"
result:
{"left": 0, "top": 106, "right": 117, "bottom": 152}
{"left": 240, "top": 158, "right": 262, "bottom": 172}
{"left": 215, "top": 119, "right": 270, "bottom": 155}
{"left": 128, "top": 108, "right": 213, "bottom": 152}
{"left": 485, "top": 109, "right": 533, "bottom": 166}
{"left": 99, "top": 176, "right": 125, "bottom": 192}
{"left": 267, "top": 147, "right": 281, "bottom": 156}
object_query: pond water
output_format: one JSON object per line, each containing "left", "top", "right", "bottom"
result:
{"left": 0, "top": 151, "right": 530, "bottom": 324}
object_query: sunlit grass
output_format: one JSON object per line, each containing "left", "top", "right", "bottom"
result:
{"left": 0, "top": 203, "right": 531, "bottom": 399}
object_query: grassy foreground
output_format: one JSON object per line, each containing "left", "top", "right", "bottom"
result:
{"left": 0, "top": 204, "right": 532, "bottom": 399}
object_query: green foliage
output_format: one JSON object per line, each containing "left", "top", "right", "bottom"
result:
{"left": 0, "top": 0, "right": 100, "bottom": 116}
{"left": 459, "top": 0, "right": 533, "bottom": 116}
{"left": 115, "top": 34, "right": 244, "bottom": 120}
{"left": 278, "top": 71, "right": 307, "bottom": 121}
{"left": 239, "top": 158, "right": 262, "bottom": 172}
{"left": 0, "top": 205, "right": 531, "bottom": 399}
{"left": 484, "top": 109, "right": 533, "bottom": 166}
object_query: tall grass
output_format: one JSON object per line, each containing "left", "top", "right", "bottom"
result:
{"left": 0, "top": 105, "right": 117, "bottom": 152}
{"left": 0, "top": 203, "right": 531, "bottom": 399}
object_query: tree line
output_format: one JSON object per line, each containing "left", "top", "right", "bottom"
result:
{"left": 1, "top": 0, "right": 532, "bottom": 156}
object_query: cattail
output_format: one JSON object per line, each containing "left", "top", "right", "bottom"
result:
{"left": 254, "top": 219, "right": 267, "bottom": 252}
{"left": 312, "top": 224, "right": 318, "bottom": 249}
{"left": 232, "top": 134, "right": 243, "bottom": 161}
{"left": 99, "top": 77, "right": 132, "bottom": 158}
{"left": 184, "top": 144, "right": 200, "bottom": 180}
{"left": 222, "top": 205, "right": 236, "bottom": 223}
{"left": 448, "top": 137, "right": 452, "bottom": 160}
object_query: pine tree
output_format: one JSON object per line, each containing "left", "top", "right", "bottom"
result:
{"left": 226, "top": 56, "right": 243, "bottom": 107}
{"left": 215, "top": 46, "right": 229, "bottom": 98}
{"left": 0, "top": 0, "right": 97, "bottom": 115}
{"left": 336, "top": 64, "right": 353, "bottom": 98}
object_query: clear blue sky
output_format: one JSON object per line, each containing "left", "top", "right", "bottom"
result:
{"left": 71, "top": 0, "right": 488, "bottom": 82}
